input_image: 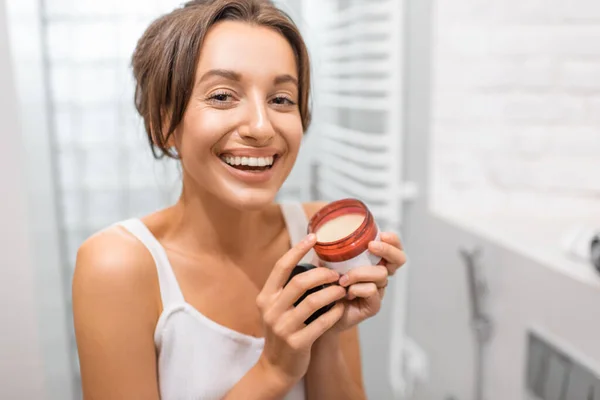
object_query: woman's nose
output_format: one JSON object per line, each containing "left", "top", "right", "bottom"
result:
{"left": 239, "top": 97, "right": 275, "bottom": 145}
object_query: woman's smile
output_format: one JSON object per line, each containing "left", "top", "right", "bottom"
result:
{"left": 216, "top": 147, "right": 282, "bottom": 184}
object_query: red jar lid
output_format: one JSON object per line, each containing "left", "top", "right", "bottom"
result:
{"left": 307, "top": 198, "right": 378, "bottom": 263}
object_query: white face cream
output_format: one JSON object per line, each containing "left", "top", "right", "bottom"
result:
{"left": 315, "top": 213, "right": 365, "bottom": 243}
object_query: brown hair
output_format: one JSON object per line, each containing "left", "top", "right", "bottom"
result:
{"left": 131, "top": 0, "right": 312, "bottom": 159}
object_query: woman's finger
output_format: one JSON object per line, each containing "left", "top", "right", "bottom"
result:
{"left": 276, "top": 267, "right": 340, "bottom": 315}
{"left": 368, "top": 241, "right": 406, "bottom": 266}
{"left": 346, "top": 282, "right": 379, "bottom": 300}
{"left": 286, "top": 284, "right": 346, "bottom": 330}
{"left": 338, "top": 265, "right": 388, "bottom": 288}
{"left": 380, "top": 232, "right": 403, "bottom": 250}
{"left": 262, "top": 234, "right": 317, "bottom": 295}
{"left": 290, "top": 301, "right": 345, "bottom": 348}
{"left": 368, "top": 241, "right": 406, "bottom": 276}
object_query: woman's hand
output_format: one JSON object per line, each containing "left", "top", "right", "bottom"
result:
{"left": 328, "top": 232, "right": 406, "bottom": 334}
{"left": 255, "top": 234, "right": 347, "bottom": 390}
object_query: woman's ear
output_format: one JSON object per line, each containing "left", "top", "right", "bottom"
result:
{"left": 161, "top": 109, "right": 174, "bottom": 145}
{"left": 150, "top": 109, "right": 181, "bottom": 158}
{"left": 167, "top": 126, "right": 183, "bottom": 159}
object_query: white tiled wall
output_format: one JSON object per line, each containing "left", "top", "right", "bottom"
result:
{"left": 430, "top": 0, "right": 600, "bottom": 218}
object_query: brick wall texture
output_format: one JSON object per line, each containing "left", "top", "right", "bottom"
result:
{"left": 431, "top": 0, "right": 600, "bottom": 218}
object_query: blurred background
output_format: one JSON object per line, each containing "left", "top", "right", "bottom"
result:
{"left": 1, "top": 0, "right": 600, "bottom": 399}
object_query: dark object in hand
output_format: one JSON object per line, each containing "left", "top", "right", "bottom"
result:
{"left": 286, "top": 263, "right": 336, "bottom": 325}
{"left": 591, "top": 234, "right": 600, "bottom": 273}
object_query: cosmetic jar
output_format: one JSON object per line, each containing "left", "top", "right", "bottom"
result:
{"left": 307, "top": 198, "right": 383, "bottom": 275}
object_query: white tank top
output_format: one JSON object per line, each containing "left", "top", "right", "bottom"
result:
{"left": 118, "top": 203, "right": 313, "bottom": 400}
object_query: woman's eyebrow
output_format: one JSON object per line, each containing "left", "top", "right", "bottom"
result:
{"left": 197, "top": 69, "right": 242, "bottom": 85}
{"left": 196, "top": 70, "right": 298, "bottom": 88}
{"left": 274, "top": 74, "right": 298, "bottom": 87}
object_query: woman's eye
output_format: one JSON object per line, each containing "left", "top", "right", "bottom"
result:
{"left": 206, "top": 90, "right": 236, "bottom": 104}
{"left": 209, "top": 93, "right": 232, "bottom": 102}
{"left": 272, "top": 96, "right": 296, "bottom": 106}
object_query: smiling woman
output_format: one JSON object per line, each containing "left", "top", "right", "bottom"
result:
{"left": 71, "top": 1, "right": 404, "bottom": 400}
{"left": 129, "top": 0, "right": 310, "bottom": 209}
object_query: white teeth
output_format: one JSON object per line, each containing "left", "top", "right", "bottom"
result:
{"left": 221, "top": 155, "right": 275, "bottom": 167}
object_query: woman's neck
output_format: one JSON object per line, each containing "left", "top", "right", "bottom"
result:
{"left": 161, "top": 186, "right": 285, "bottom": 261}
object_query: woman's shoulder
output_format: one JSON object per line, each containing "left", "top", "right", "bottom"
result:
{"left": 73, "top": 223, "right": 160, "bottom": 306}
{"left": 75, "top": 207, "right": 172, "bottom": 276}
{"left": 77, "top": 223, "right": 148, "bottom": 262}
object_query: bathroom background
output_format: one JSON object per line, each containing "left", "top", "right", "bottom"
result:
{"left": 2, "top": 0, "right": 600, "bottom": 399}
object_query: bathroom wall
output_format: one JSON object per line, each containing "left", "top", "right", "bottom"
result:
{"left": 404, "top": 1, "right": 600, "bottom": 398}
{"left": 430, "top": 0, "right": 600, "bottom": 218}
{"left": 3, "top": 0, "right": 76, "bottom": 398}
{"left": 0, "top": 0, "right": 48, "bottom": 397}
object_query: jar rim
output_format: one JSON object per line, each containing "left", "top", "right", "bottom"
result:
{"left": 307, "top": 198, "right": 371, "bottom": 245}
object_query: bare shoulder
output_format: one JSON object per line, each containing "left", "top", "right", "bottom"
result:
{"left": 302, "top": 201, "right": 329, "bottom": 219}
{"left": 73, "top": 225, "right": 161, "bottom": 318}
{"left": 74, "top": 226, "right": 156, "bottom": 289}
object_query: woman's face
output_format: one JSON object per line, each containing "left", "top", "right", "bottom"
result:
{"left": 176, "top": 20, "right": 304, "bottom": 210}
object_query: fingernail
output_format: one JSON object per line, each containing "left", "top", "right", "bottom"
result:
{"left": 371, "top": 242, "right": 383, "bottom": 251}
{"left": 305, "top": 233, "right": 316, "bottom": 243}
{"left": 339, "top": 275, "right": 349, "bottom": 286}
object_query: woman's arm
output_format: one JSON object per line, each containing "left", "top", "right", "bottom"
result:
{"left": 222, "top": 357, "right": 295, "bottom": 400}
{"left": 305, "top": 328, "right": 367, "bottom": 399}
{"left": 73, "top": 229, "right": 162, "bottom": 400}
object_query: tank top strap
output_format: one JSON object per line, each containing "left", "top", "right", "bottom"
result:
{"left": 118, "top": 218, "right": 185, "bottom": 308}
{"left": 279, "top": 202, "right": 316, "bottom": 265}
